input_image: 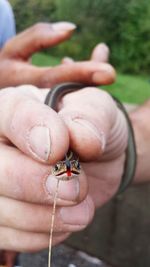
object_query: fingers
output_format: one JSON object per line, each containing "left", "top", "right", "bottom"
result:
{"left": 0, "top": 143, "right": 88, "bottom": 204}
{"left": 61, "top": 43, "right": 109, "bottom": 64}
{"left": 1, "top": 22, "right": 76, "bottom": 60}
{"left": 59, "top": 87, "right": 128, "bottom": 161}
{"left": 0, "top": 58, "right": 115, "bottom": 89}
{"left": 0, "top": 195, "right": 94, "bottom": 252}
{"left": 0, "top": 196, "right": 94, "bottom": 233}
{"left": 0, "top": 226, "right": 69, "bottom": 252}
{"left": 61, "top": 43, "right": 110, "bottom": 64}
{"left": 35, "top": 61, "right": 116, "bottom": 88}
{"left": 91, "top": 43, "right": 110, "bottom": 63}
{"left": 0, "top": 86, "right": 69, "bottom": 163}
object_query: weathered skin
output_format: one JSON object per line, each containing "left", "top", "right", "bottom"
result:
{"left": 1, "top": 19, "right": 150, "bottom": 267}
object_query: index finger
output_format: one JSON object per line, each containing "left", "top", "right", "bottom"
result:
{"left": 1, "top": 22, "right": 76, "bottom": 60}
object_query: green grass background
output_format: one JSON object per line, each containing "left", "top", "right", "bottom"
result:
{"left": 32, "top": 53, "right": 150, "bottom": 104}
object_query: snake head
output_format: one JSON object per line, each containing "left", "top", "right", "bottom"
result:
{"left": 52, "top": 157, "right": 81, "bottom": 180}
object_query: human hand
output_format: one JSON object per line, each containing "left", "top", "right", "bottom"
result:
{"left": 0, "top": 22, "right": 126, "bottom": 253}
{"left": 0, "top": 82, "right": 128, "bottom": 252}
{"left": 0, "top": 22, "right": 115, "bottom": 88}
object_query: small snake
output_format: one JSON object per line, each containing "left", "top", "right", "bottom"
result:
{"left": 45, "top": 82, "right": 88, "bottom": 267}
{"left": 45, "top": 82, "right": 86, "bottom": 180}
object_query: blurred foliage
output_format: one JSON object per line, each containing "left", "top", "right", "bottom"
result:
{"left": 10, "top": 0, "right": 57, "bottom": 29}
{"left": 10, "top": 0, "right": 150, "bottom": 74}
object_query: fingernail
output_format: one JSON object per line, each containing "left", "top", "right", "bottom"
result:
{"left": 46, "top": 175, "right": 79, "bottom": 201}
{"left": 99, "top": 43, "right": 109, "bottom": 53}
{"left": 28, "top": 126, "right": 51, "bottom": 161}
{"left": 52, "top": 22, "right": 76, "bottom": 32}
{"left": 60, "top": 198, "right": 90, "bottom": 225}
{"left": 73, "top": 118, "right": 106, "bottom": 150}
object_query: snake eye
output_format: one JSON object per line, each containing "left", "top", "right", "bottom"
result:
{"left": 75, "top": 161, "right": 80, "bottom": 170}
{"left": 54, "top": 164, "right": 60, "bottom": 172}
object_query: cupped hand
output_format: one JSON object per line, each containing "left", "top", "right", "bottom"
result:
{"left": 0, "top": 22, "right": 115, "bottom": 88}
{"left": 0, "top": 85, "right": 90, "bottom": 252}
{"left": 0, "top": 83, "right": 128, "bottom": 252}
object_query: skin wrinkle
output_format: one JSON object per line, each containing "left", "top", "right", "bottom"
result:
{"left": 61, "top": 107, "right": 109, "bottom": 135}
{"left": 104, "top": 111, "right": 128, "bottom": 157}
{"left": 62, "top": 109, "right": 114, "bottom": 160}
{"left": 60, "top": 105, "right": 117, "bottom": 161}
{"left": 107, "top": 109, "right": 127, "bottom": 144}
{"left": 104, "top": 140, "right": 127, "bottom": 161}
{"left": 106, "top": 110, "right": 123, "bottom": 144}
{"left": 59, "top": 89, "right": 118, "bottom": 140}
{"left": 73, "top": 118, "right": 106, "bottom": 151}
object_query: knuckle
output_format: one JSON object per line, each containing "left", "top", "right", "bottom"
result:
{"left": 1, "top": 38, "right": 15, "bottom": 56}
{"left": 28, "top": 22, "right": 52, "bottom": 49}
{"left": 83, "top": 86, "right": 115, "bottom": 105}
{"left": 109, "top": 66, "right": 116, "bottom": 82}
{"left": 99, "top": 89, "right": 117, "bottom": 108}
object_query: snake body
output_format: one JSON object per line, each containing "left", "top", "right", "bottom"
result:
{"left": 45, "top": 83, "right": 85, "bottom": 180}
{"left": 45, "top": 82, "right": 136, "bottom": 192}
